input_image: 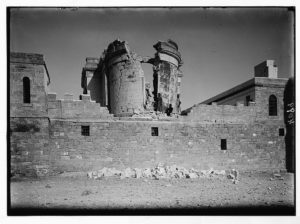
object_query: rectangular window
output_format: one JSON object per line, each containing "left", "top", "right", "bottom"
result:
{"left": 151, "top": 127, "right": 158, "bottom": 136}
{"left": 81, "top": 125, "right": 90, "bottom": 136}
{"left": 279, "top": 128, "right": 285, "bottom": 136}
{"left": 221, "top": 139, "right": 227, "bottom": 150}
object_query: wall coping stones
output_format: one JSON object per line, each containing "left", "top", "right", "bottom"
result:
{"left": 64, "top": 93, "right": 73, "bottom": 101}
{"left": 10, "top": 52, "right": 45, "bottom": 65}
{"left": 47, "top": 93, "right": 57, "bottom": 102}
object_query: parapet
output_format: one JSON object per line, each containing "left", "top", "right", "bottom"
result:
{"left": 47, "top": 92, "right": 113, "bottom": 120}
{"left": 182, "top": 103, "right": 256, "bottom": 124}
{"left": 10, "top": 52, "right": 51, "bottom": 86}
{"left": 10, "top": 52, "right": 45, "bottom": 65}
{"left": 254, "top": 60, "right": 278, "bottom": 78}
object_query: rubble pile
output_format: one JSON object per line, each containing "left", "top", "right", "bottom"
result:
{"left": 87, "top": 164, "right": 235, "bottom": 180}
{"left": 131, "top": 111, "right": 179, "bottom": 120}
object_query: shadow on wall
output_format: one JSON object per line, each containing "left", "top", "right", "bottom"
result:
{"left": 283, "top": 77, "right": 295, "bottom": 173}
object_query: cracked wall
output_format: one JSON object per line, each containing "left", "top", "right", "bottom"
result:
{"left": 154, "top": 61, "right": 180, "bottom": 112}
{"left": 152, "top": 40, "right": 183, "bottom": 114}
{"left": 105, "top": 40, "right": 145, "bottom": 116}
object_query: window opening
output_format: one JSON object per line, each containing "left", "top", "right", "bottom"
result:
{"left": 221, "top": 139, "right": 227, "bottom": 150}
{"left": 81, "top": 126, "right": 90, "bottom": 136}
{"left": 151, "top": 127, "right": 158, "bottom": 136}
{"left": 23, "top": 77, "right": 30, "bottom": 103}
{"left": 269, "top": 95, "right": 277, "bottom": 116}
{"left": 246, "top": 95, "right": 251, "bottom": 106}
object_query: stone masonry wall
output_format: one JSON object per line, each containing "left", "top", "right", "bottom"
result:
{"left": 10, "top": 117, "right": 51, "bottom": 177}
{"left": 10, "top": 55, "right": 49, "bottom": 117}
{"left": 157, "top": 61, "right": 179, "bottom": 110}
{"left": 47, "top": 93, "right": 113, "bottom": 120}
{"left": 254, "top": 79, "right": 286, "bottom": 121}
{"left": 107, "top": 52, "right": 145, "bottom": 116}
{"left": 47, "top": 120, "right": 286, "bottom": 174}
{"left": 182, "top": 103, "right": 257, "bottom": 123}
{"left": 215, "top": 86, "right": 255, "bottom": 106}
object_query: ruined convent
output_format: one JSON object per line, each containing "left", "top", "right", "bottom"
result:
{"left": 9, "top": 39, "right": 295, "bottom": 177}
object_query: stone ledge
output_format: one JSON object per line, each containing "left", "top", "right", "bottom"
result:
{"left": 10, "top": 52, "right": 45, "bottom": 65}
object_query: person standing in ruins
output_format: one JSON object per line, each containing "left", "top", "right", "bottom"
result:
{"left": 166, "top": 104, "right": 173, "bottom": 116}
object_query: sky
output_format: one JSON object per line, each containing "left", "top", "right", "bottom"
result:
{"left": 10, "top": 7, "right": 294, "bottom": 110}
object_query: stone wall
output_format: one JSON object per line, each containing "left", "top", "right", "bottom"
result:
{"left": 47, "top": 93, "right": 113, "bottom": 120}
{"left": 10, "top": 115, "right": 286, "bottom": 177}
{"left": 9, "top": 52, "right": 289, "bottom": 178}
{"left": 155, "top": 61, "right": 179, "bottom": 111}
{"left": 107, "top": 53, "right": 145, "bottom": 116}
{"left": 105, "top": 40, "right": 145, "bottom": 116}
{"left": 10, "top": 117, "right": 51, "bottom": 177}
{"left": 214, "top": 87, "right": 255, "bottom": 106}
{"left": 44, "top": 120, "right": 286, "bottom": 174}
{"left": 182, "top": 103, "right": 257, "bottom": 123}
{"left": 254, "top": 78, "right": 287, "bottom": 121}
{"left": 10, "top": 53, "right": 50, "bottom": 117}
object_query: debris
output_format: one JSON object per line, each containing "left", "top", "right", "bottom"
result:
{"left": 87, "top": 172, "right": 93, "bottom": 179}
{"left": 233, "top": 179, "right": 239, "bottom": 184}
{"left": 134, "top": 168, "right": 142, "bottom": 179}
{"left": 122, "top": 167, "right": 135, "bottom": 178}
{"left": 227, "top": 174, "right": 235, "bottom": 179}
{"left": 87, "top": 166, "right": 234, "bottom": 180}
{"left": 45, "top": 184, "right": 51, "bottom": 188}
{"left": 273, "top": 173, "right": 284, "bottom": 180}
{"left": 186, "top": 173, "right": 198, "bottom": 179}
{"left": 231, "top": 169, "right": 239, "bottom": 180}
{"left": 214, "top": 170, "right": 226, "bottom": 175}
{"left": 227, "top": 169, "right": 239, "bottom": 183}
{"left": 81, "top": 190, "right": 92, "bottom": 196}
{"left": 142, "top": 168, "right": 152, "bottom": 178}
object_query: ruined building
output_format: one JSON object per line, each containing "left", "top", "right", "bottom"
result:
{"left": 9, "top": 39, "right": 295, "bottom": 177}
{"left": 81, "top": 39, "right": 183, "bottom": 116}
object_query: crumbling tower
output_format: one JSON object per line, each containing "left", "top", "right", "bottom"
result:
{"left": 104, "top": 39, "right": 145, "bottom": 116}
{"left": 81, "top": 39, "right": 183, "bottom": 116}
{"left": 152, "top": 39, "right": 183, "bottom": 113}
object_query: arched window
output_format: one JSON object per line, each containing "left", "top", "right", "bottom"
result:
{"left": 269, "top": 95, "right": 277, "bottom": 116}
{"left": 23, "top": 77, "right": 30, "bottom": 104}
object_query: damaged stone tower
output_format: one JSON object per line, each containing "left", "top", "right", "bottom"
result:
{"left": 104, "top": 40, "right": 145, "bottom": 116}
{"left": 82, "top": 39, "right": 145, "bottom": 116}
{"left": 151, "top": 39, "right": 183, "bottom": 113}
{"left": 81, "top": 39, "right": 183, "bottom": 116}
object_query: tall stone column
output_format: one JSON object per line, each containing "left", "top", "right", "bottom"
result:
{"left": 152, "top": 39, "right": 183, "bottom": 114}
{"left": 104, "top": 39, "right": 145, "bottom": 116}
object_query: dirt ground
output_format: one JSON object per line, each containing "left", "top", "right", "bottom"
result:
{"left": 9, "top": 171, "right": 295, "bottom": 215}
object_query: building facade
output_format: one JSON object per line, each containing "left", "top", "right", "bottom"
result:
{"left": 9, "top": 40, "right": 294, "bottom": 177}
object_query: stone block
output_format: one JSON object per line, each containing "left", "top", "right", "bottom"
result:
{"left": 47, "top": 93, "right": 57, "bottom": 102}
{"left": 64, "top": 93, "right": 73, "bottom": 101}
{"left": 80, "top": 94, "right": 91, "bottom": 102}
